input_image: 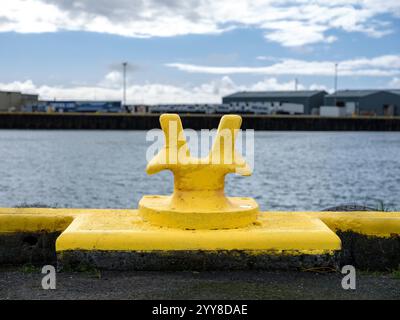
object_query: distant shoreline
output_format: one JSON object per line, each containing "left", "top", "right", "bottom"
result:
{"left": 1, "top": 112, "right": 400, "bottom": 131}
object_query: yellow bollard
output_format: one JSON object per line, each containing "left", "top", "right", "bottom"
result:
{"left": 139, "top": 114, "right": 259, "bottom": 229}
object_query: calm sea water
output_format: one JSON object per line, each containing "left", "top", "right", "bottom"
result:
{"left": 0, "top": 130, "right": 399, "bottom": 211}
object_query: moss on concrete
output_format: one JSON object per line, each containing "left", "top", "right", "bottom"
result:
{"left": 57, "top": 250, "right": 339, "bottom": 271}
{"left": 1, "top": 227, "right": 399, "bottom": 272}
{"left": 337, "top": 231, "right": 400, "bottom": 271}
{"left": 0, "top": 232, "right": 60, "bottom": 266}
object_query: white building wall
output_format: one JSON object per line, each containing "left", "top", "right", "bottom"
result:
{"left": 279, "top": 103, "right": 304, "bottom": 114}
{"left": 345, "top": 102, "right": 356, "bottom": 115}
{"left": 320, "top": 106, "right": 346, "bottom": 117}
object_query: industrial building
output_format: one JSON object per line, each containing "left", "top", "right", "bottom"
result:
{"left": 323, "top": 90, "right": 400, "bottom": 116}
{"left": 0, "top": 91, "right": 39, "bottom": 112}
{"left": 26, "top": 101, "right": 123, "bottom": 113}
{"left": 148, "top": 104, "right": 223, "bottom": 114}
{"left": 222, "top": 91, "right": 327, "bottom": 115}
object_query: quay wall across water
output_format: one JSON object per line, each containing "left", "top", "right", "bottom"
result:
{"left": 1, "top": 112, "right": 400, "bottom": 131}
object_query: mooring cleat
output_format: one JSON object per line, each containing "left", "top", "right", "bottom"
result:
{"left": 139, "top": 113, "right": 259, "bottom": 229}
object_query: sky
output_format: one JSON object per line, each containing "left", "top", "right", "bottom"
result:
{"left": 0, "top": 0, "right": 400, "bottom": 104}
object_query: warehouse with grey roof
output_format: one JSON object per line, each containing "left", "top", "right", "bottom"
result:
{"left": 324, "top": 90, "right": 400, "bottom": 116}
{"left": 222, "top": 91, "right": 327, "bottom": 115}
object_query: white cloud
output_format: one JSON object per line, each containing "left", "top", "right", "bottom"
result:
{"left": 0, "top": 0, "right": 399, "bottom": 46}
{"left": 167, "top": 54, "right": 400, "bottom": 77}
{"left": 261, "top": 20, "right": 336, "bottom": 47}
{"left": 0, "top": 74, "right": 329, "bottom": 104}
{"left": 100, "top": 71, "right": 123, "bottom": 89}
{"left": 389, "top": 77, "right": 400, "bottom": 88}
{"left": 256, "top": 56, "right": 279, "bottom": 61}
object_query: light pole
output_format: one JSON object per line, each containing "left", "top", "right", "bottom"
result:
{"left": 122, "top": 62, "right": 128, "bottom": 109}
{"left": 334, "top": 63, "right": 338, "bottom": 106}
{"left": 294, "top": 78, "right": 298, "bottom": 91}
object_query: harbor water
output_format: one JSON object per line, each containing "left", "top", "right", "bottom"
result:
{"left": 0, "top": 130, "right": 399, "bottom": 211}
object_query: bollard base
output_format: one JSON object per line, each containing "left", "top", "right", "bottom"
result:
{"left": 55, "top": 212, "right": 341, "bottom": 270}
{"left": 139, "top": 195, "right": 259, "bottom": 230}
{"left": 56, "top": 212, "right": 341, "bottom": 252}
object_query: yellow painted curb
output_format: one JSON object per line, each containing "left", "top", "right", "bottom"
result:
{"left": 1, "top": 209, "right": 399, "bottom": 238}
{"left": 305, "top": 211, "right": 400, "bottom": 237}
